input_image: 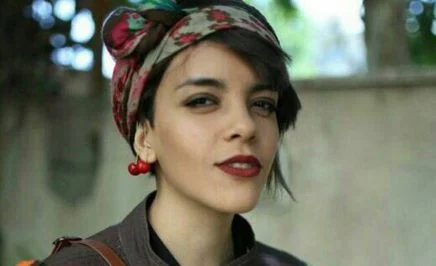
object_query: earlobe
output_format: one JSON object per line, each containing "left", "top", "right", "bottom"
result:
{"left": 133, "top": 121, "right": 157, "bottom": 163}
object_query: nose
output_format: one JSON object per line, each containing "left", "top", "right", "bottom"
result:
{"left": 224, "top": 103, "right": 256, "bottom": 143}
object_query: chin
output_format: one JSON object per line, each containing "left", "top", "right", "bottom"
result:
{"left": 228, "top": 201, "right": 258, "bottom": 214}
{"left": 210, "top": 187, "right": 263, "bottom": 214}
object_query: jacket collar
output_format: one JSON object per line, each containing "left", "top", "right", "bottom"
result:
{"left": 117, "top": 191, "right": 260, "bottom": 265}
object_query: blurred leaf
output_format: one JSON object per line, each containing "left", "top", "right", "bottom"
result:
{"left": 408, "top": 1, "right": 436, "bottom": 65}
{"left": 272, "top": 0, "right": 297, "bottom": 17}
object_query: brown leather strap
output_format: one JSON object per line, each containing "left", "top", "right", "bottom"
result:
{"left": 74, "top": 239, "right": 126, "bottom": 266}
{"left": 51, "top": 237, "right": 125, "bottom": 266}
{"left": 51, "top": 237, "right": 82, "bottom": 255}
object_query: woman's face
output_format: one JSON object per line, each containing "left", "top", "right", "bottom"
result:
{"left": 142, "top": 41, "right": 279, "bottom": 214}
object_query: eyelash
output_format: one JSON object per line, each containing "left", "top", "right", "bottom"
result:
{"left": 252, "top": 99, "right": 277, "bottom": 115}
{"left": 185, "top": 95, "right": 277, "bottom": 115}
{"left": 185, "top": 95, "right": 217, "bottom": 107}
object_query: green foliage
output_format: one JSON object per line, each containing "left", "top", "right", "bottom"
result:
{"left": 248, "top": 0, "right": 316, "bottom": 77}
{"left": 408, "top": 1, "right": 436, "bottom": 65}
{"left": 272, "top": 0, "right": 298, "bottom": 17}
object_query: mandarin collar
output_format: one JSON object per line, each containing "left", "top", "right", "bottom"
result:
{"left": 117, "top": 191, "right": 260, "bottom": 265}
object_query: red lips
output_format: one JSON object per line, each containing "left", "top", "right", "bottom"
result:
{"left": 216, "top": 155, "right": 262, "bottom": 178}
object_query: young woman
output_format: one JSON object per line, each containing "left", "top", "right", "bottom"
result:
{"left": 31, "top": 0, "right": 306, "bottom": 265}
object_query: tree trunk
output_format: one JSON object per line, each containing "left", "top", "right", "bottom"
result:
{"left": 363, "top": 0, "right": 410, "bottom": 71}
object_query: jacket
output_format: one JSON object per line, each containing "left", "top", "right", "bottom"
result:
{"left": 40, "top": 191, "right": 307, "bottom": 266}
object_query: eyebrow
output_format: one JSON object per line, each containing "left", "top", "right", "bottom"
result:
{"left": 174, "top": 77, "right": 276, "bottom": 93}
{"left": 175, "top": 77, "right": 225, "bottom": 90}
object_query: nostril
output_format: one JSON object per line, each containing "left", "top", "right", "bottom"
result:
{"left": 228, "top": 131, "right": 256, "bottom": 142}
{"left": 224, "top": 107, "right": 257, "bottom": 141}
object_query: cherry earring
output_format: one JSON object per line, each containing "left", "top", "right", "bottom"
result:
{"left": 137, "top": 158, "right": 151, "bottom": 174}
{"left": 128, "top": 161, "right": 139, "bottom": 176}
{"left": 128, "top": 157, "right": 151, "bottom": 176}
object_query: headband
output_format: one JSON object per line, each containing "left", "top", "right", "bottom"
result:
{"left": 102, "top": 0, "right": 280, "bottom": 142}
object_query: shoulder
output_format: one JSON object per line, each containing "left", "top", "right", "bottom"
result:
{"left": 256, "top": 241, "right": 308, "bottom": 266}
{"left": 40, "top": 225, "right": 124, "bottom": 266}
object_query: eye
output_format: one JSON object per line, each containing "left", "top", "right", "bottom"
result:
{"left": 185, "top": 95, "right": 218, "bottom": 108}
{"left": 251, "top": 98, "right": 277, "bottom": 116}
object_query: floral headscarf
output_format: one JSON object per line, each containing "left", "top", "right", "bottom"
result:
{"left": 102, "top": 0, "right": 281, "bottom": 142}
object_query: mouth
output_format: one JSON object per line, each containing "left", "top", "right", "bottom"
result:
{"left": 215, "top": 155, "right": 262, "bottom": 178}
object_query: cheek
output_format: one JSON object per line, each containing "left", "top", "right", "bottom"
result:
{"left": 256, "top": 119, "right": 280, "bottom": 176}
{"left": 257, "top": 117, "right": 279, "bottom": 151}
{"left": 154, "top": 109, "right": 215, "bottom": 167}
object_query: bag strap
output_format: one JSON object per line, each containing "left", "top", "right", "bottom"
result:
{"left": 51, "top": 237, "right": 126, "bottom": 266}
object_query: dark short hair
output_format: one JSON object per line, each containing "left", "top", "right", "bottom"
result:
{"left": 131, "top": 28, "right": 301, "bottom": 199}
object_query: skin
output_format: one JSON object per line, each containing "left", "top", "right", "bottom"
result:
{"left": 134, "top": 41, "right": 280, "bottom": 265}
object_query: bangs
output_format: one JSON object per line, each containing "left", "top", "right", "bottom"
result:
{"left": 204, "top": 29, "right": 301, "bottom": 133}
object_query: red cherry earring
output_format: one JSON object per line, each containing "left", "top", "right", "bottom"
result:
{"left": 128, "top": 156, "right": 151, "bottom": 176}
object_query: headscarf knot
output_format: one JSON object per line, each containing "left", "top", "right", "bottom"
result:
{"left": 102, "top": 1, "right": 184, "bottom": 60}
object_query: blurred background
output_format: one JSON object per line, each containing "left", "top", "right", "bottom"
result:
{"left": 1, "top": 0, "right": 435, "bottom": 265}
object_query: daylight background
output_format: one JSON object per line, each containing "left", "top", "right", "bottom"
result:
{"left": 1, "top": 0, "right": 436, "bottom": 265}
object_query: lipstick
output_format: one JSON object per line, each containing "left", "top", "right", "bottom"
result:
{"left": 215, "top": 155, "right": 262, "bottom": 178}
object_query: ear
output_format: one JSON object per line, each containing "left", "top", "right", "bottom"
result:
{"left": 133, "top": 120, "right": 157, "bottom": 163}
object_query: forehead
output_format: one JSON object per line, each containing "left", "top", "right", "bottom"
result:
{"left": 161, "top": 41, "right": 259, "bottom": 86}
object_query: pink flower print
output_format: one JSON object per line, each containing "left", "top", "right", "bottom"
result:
{"left": 110, "top": 13, "right": 132, "bottom": 48}
{"left": 207, "top": 9, "right": 234, "bottom": 23}
{"left": 170, "top": 17, "right": 192, "bottom": 38}
{"left": 174, "top": 32, "right": 202, "bottom": 46}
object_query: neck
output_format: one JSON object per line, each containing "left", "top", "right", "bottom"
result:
{"left": 148, "top": 185, "right": 235, "bottom": 266}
